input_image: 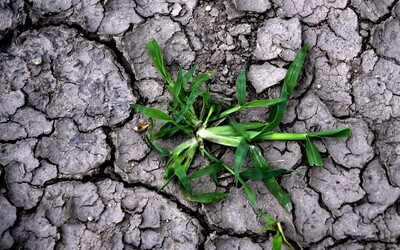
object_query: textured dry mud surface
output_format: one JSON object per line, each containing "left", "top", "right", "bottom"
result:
{"left": 1, "top": 0, "right": 400, "bottom": 249}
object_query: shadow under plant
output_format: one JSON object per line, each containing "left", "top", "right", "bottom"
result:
{"left": 0, "top": 0, "right": 400, "bottom": 249}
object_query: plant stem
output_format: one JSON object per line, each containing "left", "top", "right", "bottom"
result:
{"left": 253, "top": 132, "right": 307, "bottom": 141}
{"left": 197, "top": 126, "right": 308, "bottom": 147}
{"left": 197, "top": 126, "right": 242, "bottom": 147}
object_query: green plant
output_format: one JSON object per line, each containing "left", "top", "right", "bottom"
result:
{"left": 132, "top": 39, "right": 351, "bottom": 249}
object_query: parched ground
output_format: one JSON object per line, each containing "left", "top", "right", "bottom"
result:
{"left": 0, "top": 0, "right": 400, "bottom": 249}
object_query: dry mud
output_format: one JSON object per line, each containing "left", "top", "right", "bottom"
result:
{"left": 0, "top": 0, "right": 400, "bottom": 249}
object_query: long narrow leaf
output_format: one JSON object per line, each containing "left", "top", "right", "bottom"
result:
{"left": 306, "top": 138, "right": 323, "bottom": 166}
{"left": 263, "top": 178, "right": 293, "bottom": 212}
{"left": 261, "top": 211, "right": 277, "bottom": 225}
{"left": 173, "top": 65, "right": 184, "bottom": 108}
{"left": 200, "top": 87, "right": 210, "bottom": 121}
{"left": 250, "top": 146, "right": 269, "bottom": 170}
{"left": 175, "top": 87, "right": 203, "bottom": 123}
{"left": 217, "top": 106, "right": 242, "bottom": 119}
{"left": 254, "top": 45, "right": 308, "bottom": 138}
{"left": 170, "top": 138, "right": 197, "bottom": 155}
{"left": 234, "top": 139, "right": 250, "bottom": 184}
{"left": 157, "top": 175, "right": 174, "bottom": 192}
{"left": 164, "top": 157, "right": 178, "bottom": 179}
{"left": 183, "top": 191, "right": 229, "bottom": 203}
{"left": 131, "top": 104, "right": 174, "bottom": 122}
{"left": 202, "top": 148, "right": 258, "bottom": 210}
{"left": 240, "top": 168, "right": 291, "bottom": 181}
{"left": 183, "top": 65, "right": 197, "bottom": 86}
{"left": 191, "top": 71, "right": 213, "bottom": 90}
{"left": 146, "top": 39, "right": 173, "bottom": 85}
{"left": 272, "top": 233, "right": 283, "bottom": 250}
{"left": 205, "top": 122, "right": 265, "bottom": 136}
{"left": 145, "top": 136, "right": 170, "bottom": 157}
{"left": 174, "top": 161, "right": 192, "bottom": 193}
{"left": 153, "top": 122, "right": 180, "bottom": 139}
{"left": 236, "top": 67, "right": 246, "bottom": 106}
{"left": 308, "top": 127, "right": 351, "bottom": 138}
{"left": 189, "top": 162, "right": 225, "bottom": 179}
{"left": 250, "top": 146, "right": 293, "bottom": 212}
{"left": 182, "top": 142, "right": 198, "bottom": 172}
{"left": 240, "top": 177, "right": 258, "bottom": 210}
{"left": 217, "top": 98, "right": 284, "bottom": 120}
{"left": 277, "top": 223, "right": 295, "bottom": 250}
{"left": 284, "top": 44, "right": 309, "bottom": 96}
{"left": 229, "top": 116, "right": 250, "bottom": 141}
{"left": 242, "top": 98, "right": 285, "bottom": 108}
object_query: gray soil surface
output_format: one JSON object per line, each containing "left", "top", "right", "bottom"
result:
{"left": 1, "top": 0, "right": 400, "bottom": 249}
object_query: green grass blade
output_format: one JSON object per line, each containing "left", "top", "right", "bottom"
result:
{"left": 183, "top": 65, "right": 197, "bottom": 85}
{"left": 146, "top": 39, "right": 173, "bottom": 86}
{"left": 153, "top": 122, "right": 180, "bottom": 139}
{"left": 200, "top": 87, "right": 210, "bottom": 121}
{"left": 306, "top": 138, "right": 323, "bottom": 166}
{"left": 131, "top": 104, "right": 174, "bottom": 122}
{"left": 240, "top": 177, "right": 258, "bottom": 210}
{"left": 217, "top": 106, "right": 242, "bottom": 119}
{"left": 201, "top": 148, "right": 219, "bottom": 163}
{"left": 242, "top": 98, "right": 285, "bottom": 108}
{"left": 261, "top": 211, "right": 277, "bottom": 225}
{"left": 307, "top": 127, "right": 351, "bottom": 138}
{"left": 158, "top": 175, "right": 174, "bottom": 192}
{"left": 284, "top": 44, "right": 309, "bottom": 96}
{"left": 164, "top": 157, "right": 179, "bottom": 179}
{"left": 189, "top": 162, "right": 225, "bottom": 179}
{"left": 250, "top": 145, "right": 270, "bottom": 170}
{"left": 229, "top": 116, "right": 250, "bottom": 141}
{"left": 205, "top": 122, "right": 265, "bottom": 136}
{"left": 236, "top": 67, "right": 246, "bottom": 106}
{"left": 197, "top": 126, "right": 243, "bottom": 147}
{"left": 263, "top": 178, "right": 293, "bottom": 212}
{"left": 240, "top": 168, "right": 291, "bottom": 181}
{"left": 201, "top": 148, "right": 258, "bottom": 210}
{"left": 272, "top": 233, "right": 283, "bottom": 250}
{"left": 174, "top": 160, "right": 192, "bottom": 193}
{"left": 191, "top": 71, "right": 213, "bottom": 90}
{"left": 144, "top": 136, "right": 170, "bottom": 157}
{"left": 234, "top": 139, "right": 250, "bottom": 184}
{"left": 170, "top": 138, "right": 197, "bottom": 155}
{"left": 277, "top": 223, "right": 295, "bottom": 250}
{"left": 183, "top": 191, "right": 229, "bottom": 203}
{"left": 217, "top": 98, "right": 284, "bottom": 120}
{"left": 182, "top": 142, "right": 198, "bottom": 172}
{"left": 175, "top": 87, "right": 203, "bottom": 123}
{"left": 254, "top": 45, "right": 308, "bottom": 138}
{"left": 173, "top": 65, "right": 184, "bottom": 108}
{"left": 250, "top": 146, "right": 293, "bottom": 212}
{"left": 210, "top": 172, "right": 219, "bottom": 185}
{"left": 255, "top": 98, "right": 288, "bottom": 138}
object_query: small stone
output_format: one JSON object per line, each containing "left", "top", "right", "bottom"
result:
{"left": 171, "top": 3, "right": 182, "bottom": 16}
{"left": 233, "top": 0, "right": 271, "bottom": 13}
{"left": 205, "top": 5, "right": 212, "bottom": 12}
{"left": 248, "top": 63, "right": 287, "bottom": 93}
{"left": 30, "top": 57, "right": 43, "bottom": 65}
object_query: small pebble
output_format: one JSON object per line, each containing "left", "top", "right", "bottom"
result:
{"left": 31, "top": 57, "right": 42, "bottom": 65}
{"left": 205, "top": 5, "right": 212, "bottom": 12}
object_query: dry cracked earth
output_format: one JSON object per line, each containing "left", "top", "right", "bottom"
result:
{"left": 0, "top": 0, "right": 400, "bottom": 249}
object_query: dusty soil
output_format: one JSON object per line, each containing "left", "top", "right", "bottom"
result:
{"left": 1, "top": 0, "right": 399, "bottom": 249}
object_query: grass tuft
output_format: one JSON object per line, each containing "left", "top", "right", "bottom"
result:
{"left": 131, "top": 39, "right": 351, "bottom": 250}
